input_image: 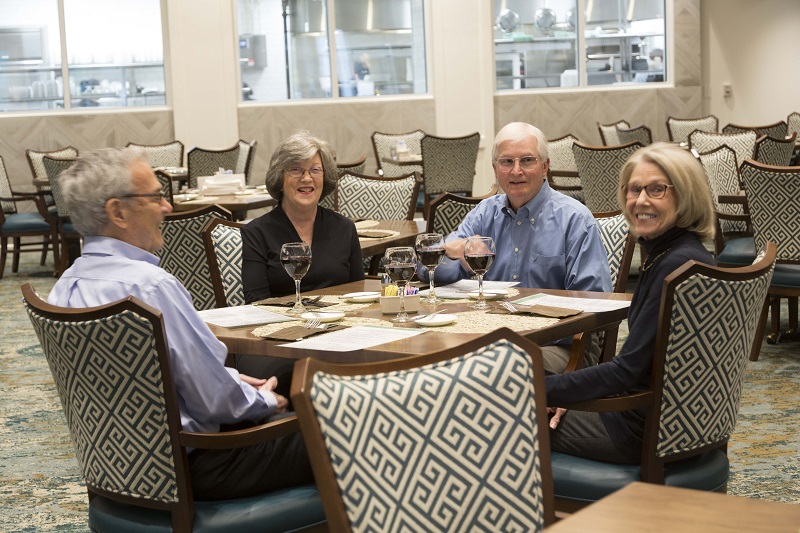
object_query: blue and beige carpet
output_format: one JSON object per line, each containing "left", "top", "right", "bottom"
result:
{"left": 1, "top": 255, "right": 798, "bottom": 531}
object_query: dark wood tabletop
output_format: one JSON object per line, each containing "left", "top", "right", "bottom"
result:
{"left": 358, "top": 219, "right": 426, "bottom": 260}
{"left": 172, "top": 191, "right": 276, "bottom": 214}
{"left": 208, "top": 280, "right": 631, "bottom": 364}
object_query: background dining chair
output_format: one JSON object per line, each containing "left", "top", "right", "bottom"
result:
{"left": 694, "top": 145, "right": 751, "bottom": 258}
{"left": 740, "top": 160, "right": 800, "bottom": 350}
{"left": 547, "top": 134, "right": 583, "bottom": 203}
{"left": 335, "top": 154, "right": 366, "bottom": 175}
{"left": 722, "top": 120, "right": 788, "bottom": 140}
{"left": 419, "top": 131, "right": 480, "bottom": 219}
{"left": 597, "top": 120, "right": 630, "bottom": 145}
{"left": 187, "top": 143, "right": 241, "bottom": 189}
{"left": 754, "top": 132, "right": 796, "bottom": 166}
{"left": 291, "top": 327, "right": 555, "bottom": 532}
{"left": 688, "top": 130, "right": 757, "bottom": 171}
{"left": 203, "top": 218, "right": 246, "bottom": 308}
{"left": 572, "top": 141, "right": 642, "bottom": 214}
{"left": 127, "top": 140, "right": 184, "bottom": 168}
{"left": 336, "top": 171, "right": 420, "bottom": 222}
{"left": 235, "top": 139, "right": 258, "bottom": 185}
{"left": 156, "top": 205, "right": 232, "bottom": 311}
{"left": 616, "top": 124, "right": 653, "bottom": 146}
{"left": 22, "top": 283, "right": 325, "bottom": 533}
{"left": 371, "top": 130, "right": 424, "bottom": 177}
{"left": 26, "top": 146, "right": 79, "bottom": 211}
{"left": 42, "top": 155, "right": 79, "bottom": 276}
{"left": 425, "top": 185, "right": 499, "bottom": 236}
{"left": 666, "top": 115, "right": 719, "bottom": 143}
{"left": 787, "top": 112, "right": 800, "bottom": 165}
{"left": 0, "top": 154, "right": 53, "bottom": 278}
{"left": 551, "top": 245, "right": 776, "bottom": 514}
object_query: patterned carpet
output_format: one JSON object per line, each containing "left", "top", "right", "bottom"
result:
{"left": 1, "top": 255, "right": 798, "bottom": 531}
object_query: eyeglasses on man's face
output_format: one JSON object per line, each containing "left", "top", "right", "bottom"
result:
{"left": 285, "top": 166, "right": 323, "bottom": 179}
{"left": 624, "top": 183, "right": 674, "bottom": 200}
{"left": 495, "top": 156, "right": 540, "bottom": 171}
{"left": 122, "top": 192, "right": 168, "bottom": 204}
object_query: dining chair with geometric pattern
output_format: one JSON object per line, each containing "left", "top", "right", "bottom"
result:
{"left": 235, "top": 139, "right": 258, "bottom": 185}
{"left": 689, "top": 130, "right": 757, "bottom": 171}
{"left": 616, "top": 124, "right": 653, "bottom": 146}
{"left": 42, "top": 155, "right": 79, "bottom": 276}
{"left": 187, "top": 143, "right": 241, "bottom": 189}
{"left": 203, "top": 218, "right": 247, "bottom": 308}
{"left": 22, "top": 283, "right": 325, "bottom": 533}
{"left": 425, "top": 185, "right": 499, "bottom": 236}
{"left": 321, "top": 155, "right": 368, "bottom": 210}
{"left": 666, "top": 115, "right": 719, "bottom": 143}
{"left": 739, "top": 160, "right": 800, "bottom": 350}
{"left": 371, "top": 130, "right": 425, "bottom": 177}
{"left": 754, "top": 132, "right": 796, "bottom": 167}
{"left": 156, "top": 205, "right": 232, "bottom": 311}
{"left": 572, "top": 141, "right": 643, "bottom": 213}
{"left": 547, "top": 134, "right": 583, "bottom": 203}
{"left": 26, "top": 146, "right": 80, "bottom": 212}
{"left": 722, "top": 120, "right": 788, "bottom": 140}
{"left": 419, "top": 131, "right": 480, "bottom": 219}
{"left": 127, "top": 140, "right": 185, "bottom": 168}
{"left": 551, "top": 244, "right": 776, "bottom": 513}
{"left": 291, "top": 327, "right": 555, "bottom": 532}
{"left": 336, "top": 171, "right": 420, "bottom": 222}
{"left": 597, "top": 120, "right": 630, "bottom": 145}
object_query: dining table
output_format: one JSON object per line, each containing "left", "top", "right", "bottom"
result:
{"left": 171, "top": 188, "right": 276, "bottom": 218}
{"left": 206, "top": 279, "right": 631, "bottom": 364}
{"left": 356, "top": 219, "right": 426, "bottom": 273}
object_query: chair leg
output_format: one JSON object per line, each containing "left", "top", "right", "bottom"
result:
{"left": 767, "top": 296, "right": 781, "bottom": 344}
{"left": 750, "top": 298, "right": 770, "bottom": 361}
{"left": 786, "top": 297, "right": 799, "bottom": 340}
{"left": 0, "top": 236, "right": 7, "bottom": 279}
{"left": 49, "top": 227, "right": 61, "bottom": 277}
{"left": 40, "top": 235, "right": 50, "bottom": 266}
{"left": 12, "top": 237, "right": 21, "bottom": 273}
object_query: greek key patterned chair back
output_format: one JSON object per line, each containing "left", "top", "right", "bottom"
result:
{"left": 309, "top": 338, "right": 548, "bottom": 532}
{"left": 616, "top": 125, "right": 652, "bottom": 146}
{"left": 336, "top": 155, "right": 367, "bottom": 176}
{"left": 689, "top": 130, "right": 757, "bottom": 171}
{"left": 723, "top": 121, "right": 787, "bottom": 140}
{"left": 206, "top": 220, "right": 246, "bottom": 307}
{"left": 596, "top": 213, "right": 631, "bottom": 292}
{"left": 788, "top": 112, "right": 800, "bottom": 139}
{"left": 27, "top": 147, "right": 79, "bottom": 208}
{"left": 156, "top": 206, "right": 231, "bottom": 311}
{"left": 372, "top": 130, "right": 424, "bottom": 177}
{"left": 696, "top": 145, "right": 748, "bottom": 234}
{"left": 187, "top": 145, "right": 241, "bottom": 189}
{"left": 597, "top": 120, "right": 630, "bottom": 145}
{"left": 666, "top": 115, "right": 718, "bottom": 143}
{"left": 430, "top": 197, "right": 478, "bottom": 236}
{"left": 0, "top": 155, "right": 16, "bottom": 214}
{"left": 154, "top": 170, "right": 174, "bottom": 205}
{"left": 740, "top": 161, "right": 800, "bottom": 262}
{"left": 420, "top": 132, "right": 480, "bottom": 197}
{"left": 24, "top": 299, "right": 179, "bottom": 504}
{"left": 318, "top": 190, "right": 337, "bottom": 210}
{"left": 754, "top": 133, "right": 796, "bottom": 166}
{"left": 573, "top": 141, "right": 641, "bottom": 213}
{"left": 656, "top": 265, "right": 773, "bottom": 458}
{"left": 42, "top": 156, "right": 77, "bottom": 218}
{"left": 128, "top": 141, "right": 184, "bottom": 168}
{"left": 337, "top": 172, "right": 417, "bottom": 221}
{"left": 235, "top": 140, "right": 257, "bottom": 184}
{"left": 547, "top": 135, "right": 583, "bottom": 202}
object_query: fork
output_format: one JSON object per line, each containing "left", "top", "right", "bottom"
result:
{"left": 303, "top": 318, "right": 322, "bottom": 329}
{"left": 500, "top": 301, "right": 518, "bottom": 314}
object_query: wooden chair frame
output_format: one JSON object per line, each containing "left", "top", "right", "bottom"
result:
{"left": 597, "top": 120, "right": 630, "bottom": 145}
{"left": 425, "top": 184, "right": 499, "bottom": 234}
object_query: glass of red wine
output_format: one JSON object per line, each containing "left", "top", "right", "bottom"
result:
{"left": 464, "top": 236, "right": 496, "bottom": 310}
{"left": 384, "top": 246, "right": 417, "bottom": 323}
{"left": 280, "top": 241, "right": 312, "bottom": 315}
{"left": 415, "top": 233, "right": 445, "bottom": 304}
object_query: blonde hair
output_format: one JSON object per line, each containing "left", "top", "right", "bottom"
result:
{"left": 617, "top": 142, "right": 716, "bottom": 241}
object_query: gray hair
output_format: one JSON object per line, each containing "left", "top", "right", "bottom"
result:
{"left": 492, "top": 122, "right": 549, "bottom": 162}
{"left": 59, "top": 147, "right": 147, "bottom": 236}
{"left": 264, "top": 130, "right": 338, "bottom": 203}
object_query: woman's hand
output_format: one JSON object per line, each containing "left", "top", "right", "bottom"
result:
{"left": 548, "top": 407, "right": 568, "bottom": 429}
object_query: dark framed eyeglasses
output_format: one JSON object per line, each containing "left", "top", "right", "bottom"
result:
{"left": 624, "top": 183, "right": 674, "bottom": 200}
{"left": 121, "top": 192, "right": 168, "bottom": 203}
{"left": 285, "top": 166, "right": 324, "bottom": 179}
{"left": 495, "top": 156, "right": 540, "bottom": 170}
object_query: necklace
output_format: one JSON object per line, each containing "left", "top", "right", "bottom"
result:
{"left": 641, "top": 248, "right": 671, "bottom": 272}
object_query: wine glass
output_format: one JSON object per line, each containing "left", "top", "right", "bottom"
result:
{"left": 280, "top": 242, "right": 312, "bottom": 315}
{"left": 415, "top": 233, "right": 445, "bottom": 305}
{"left": 464, "top": 236, "right": 496, "bottom": 310}
{"left": 384, "top": 246, "right": 417, "bottom": 323}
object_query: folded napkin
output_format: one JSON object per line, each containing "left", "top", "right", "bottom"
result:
{"left": 357, "top": 229, "right": 398, "bottom": 239}
{"left": 258, "top": 324, "right": 348, "bottom": 341}
{"left": 253, "top": 296, "right": 336, "bottom": 308}
{"left": 488, "top": 304, "right": 582, "bottom": 318}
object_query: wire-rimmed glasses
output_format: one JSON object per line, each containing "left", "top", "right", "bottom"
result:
{"left": 415, "top": 233, "right": 445, "bottom": 305}
{"left": 384, "top": 246, "right": 417, "bottom": 323}
{"left": 280, "top": 242, "right": 312, "bottom": 315}
{"left": 464, "top": 236, "right": 496, "bottom": 310}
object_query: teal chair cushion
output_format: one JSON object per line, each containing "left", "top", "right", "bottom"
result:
{"left": 551, "top": 449, "right": 729, "bottom": 504}
{"left": 717, "top": 237, "right": 755, "bottom": 266}
{"left": 88, "top": 484, "right": 324, "bottom": 533}
{"left": 772, "top": 264, "right": 800, "bottom": 288}
{"left": 2, "top": 212, "right": 51, "bottom": 233}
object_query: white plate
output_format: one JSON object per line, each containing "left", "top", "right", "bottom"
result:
{"left": 467, "top": 290, "right": 508, "bottom": 300}
{"left": 341, "top": 291, "right": 381, "bottom": 303}
{"left": 234, "top": 190, "right": 254, "bottom": 196}
{"left": 175, "top": 193, "right": 199, "bottom": 202}
{"left": 414, "top": 313, "right": 457, "bottom": 327}
{"left": 256, "top": 184, "right": 267, "bottom": 190}
{"left": 301, "top": 311, "right": 345, "bottom": 323}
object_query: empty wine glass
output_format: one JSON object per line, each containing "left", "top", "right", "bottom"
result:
{"left": 384, "top": 246, "right": 417, "bottom": 323}
{"left": 464, "top": 236, "right": 496, "bottom": 310}
{"left": 280, "top": 242, "right": 312, "bottom": 315}
{"left": 415, "top": 233, "right": 445, "bottom": 305}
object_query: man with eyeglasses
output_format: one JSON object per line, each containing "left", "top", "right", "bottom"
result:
{"left": 427, "top": 122, "right": 612, "bottom": 373}
{"left": 47, "top": 148, "right": 312, "bottom": 500}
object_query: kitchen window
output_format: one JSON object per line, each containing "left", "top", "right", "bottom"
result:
{"left": 236, "top": 0, "right": 427, "bottom": 102}
{"left": 0, "top": 0, "right": 166, "bottom": 113}
{"left": 493, "top": 0, "right": 666, "bottom": 90}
